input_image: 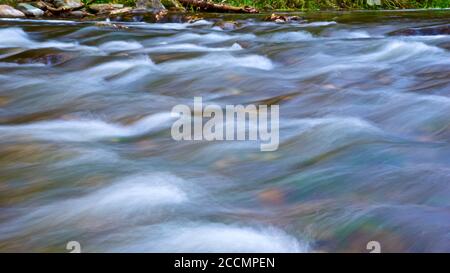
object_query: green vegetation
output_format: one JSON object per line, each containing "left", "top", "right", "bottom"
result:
{"left": 0, "top": 0, "right": 18, "bottom": 6}
{"left": 0, "top": 0, "right": 136, "bottom": 7}
{"left": 214, "top": 0, "right": 450, "bottom": 10}
{"left": 1, "top": 0, "right": 449, "bottom": 10}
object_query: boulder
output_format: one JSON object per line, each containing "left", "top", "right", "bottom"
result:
{"left": 88, "top": 4, "right": 124, "bottom": 14}
{"left": 264, "top": 13, "right": 303, "bottom": 23}
{"left": 135, "top": 0, "right": 166, "bottom": 10}
{"left": 0, "top": 5, "right": 25, "bottom": 18}
{"left": 17, "top": 3, "right": 44, "bottom": 17}
{"left": 69, "top": 10, "right": 91, "bottom": 18}
{"left": 213, "top": 20, "right": 241, "bottom": 31}
{"left": 389, "top": 24, "right": 450, "bottom": 36}
{"left": 52, "top": 0, "right": 83, "bottom": 9}
{"left": 109, "top": 7, "right": 133, "bottom": 16}
{"left": 155, "top": 9, "right": 167, "bottom": 21}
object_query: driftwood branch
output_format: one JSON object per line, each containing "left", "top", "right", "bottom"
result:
{"left": 178, "top": 0, "right": 258, "bottom": 13}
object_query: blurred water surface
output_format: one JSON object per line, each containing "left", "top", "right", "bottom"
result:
{"left": 0, "top": 10, "right": 449, "bottom": 252}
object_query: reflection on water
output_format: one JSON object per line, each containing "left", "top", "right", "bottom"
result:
{"left": 0, "top": 10, "right": 449, "bottom": 252}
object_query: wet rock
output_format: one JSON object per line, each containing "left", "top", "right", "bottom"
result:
{"left": 184, "top": 14, "right": 203, "bottom": 23}
{"left": 95, "top": 21, "right": 129, "bottom": 30}
{"left": 213, "top": 20, "right": 241, "bottom": 31}
{"left": 52, "top": 0, "right": 83, "bottom": 9}
{"left": 389, "top": 24, "right": 450, "bottom": 36}
{"left": 109, "top": 7, "right": 133, "bottom": 16}
{"left": 112, "top": 8, "right": 181, "bottom": 23}
{"left": 88, "top": 4, "right": 124, "bottom": 14}
{"left": 155, "top": 9, "right": 168, "bottom": 21}
{"left": 0, "top": 5, "right": 25, "bottom": 18}
{"left": 265, "top": 13, "right": 303, "bottom": 23}
{"left": 31, "top": 53, "right": 73, "bottom": 65}
{"left": 68, "top": 10, "right": 90, "bottom": 18}
{"left": 3, "top": 48, "right": 74, "bottom": 66}
{"left": 17, "top": 3, "right": 44, "bottom": 17}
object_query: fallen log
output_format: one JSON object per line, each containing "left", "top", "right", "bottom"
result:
{"left": 177, "top": 0, "right": 258, "bottom": 13}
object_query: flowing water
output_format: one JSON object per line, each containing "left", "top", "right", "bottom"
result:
{"left": 0, "top": 10, "right": 449, "bottom": 252}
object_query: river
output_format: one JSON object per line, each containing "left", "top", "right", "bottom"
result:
{"left": 0, "top": 10, "right": 449, "bottom": 252}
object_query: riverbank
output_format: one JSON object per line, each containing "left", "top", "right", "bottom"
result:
{"left": 69, "top": 0, "right": 450, "bottom": 10}
{"left": 0, "top": 0, "right": 450, "bottom": 24}
{"left": 220, "top": 0, "right": 450, "bottom": 10}
{"left": 0, "top": 0, "right": 449, "bottom": 19}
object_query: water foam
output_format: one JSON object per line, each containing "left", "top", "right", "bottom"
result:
{"left": 166, "top": 32, "right": 256, "bottom": 44}
{"left": 364, "top": 40, "right": 445, "bottom": 63}
{"left": 99, "top": 40, "right": 144, "bottom": 53}
{"left": 265, "top": 31, "right": 314, "bottom": 42}
{"left": 80, "top": 55, "right": 157, "bottom": 80}
{"left": 328, "top": 30, "right": 373, "bottom": 39}
{"left": 159, "top": 53, "right": 274, "bottom": 71}
{"left": 0, "top": 112, "right": 176, "bottom": 142}
{"left": 137, "top": 43, "right": 242, "bottom": 53}
{"left": 0, "top": 28, "right": 92, "bottom": 50}
{"left": 117, "top": 223, "right": 308, "bottom": 252}
{"left": 0, "top": 173, "right": 189, "bottom": 239}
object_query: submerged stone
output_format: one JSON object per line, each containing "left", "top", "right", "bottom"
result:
{"left": 95, "top": 21, "right": 129, "bottom": 30}
{"left": 213, "top": 20, "right": 241, "bottom": 31}
{"left": 52, "top": 0, "right": 83, "bottom": 9}
{"left": 0, "top": 4, "right": 25, "bottom": 17}
{"left": 3, "top": 48, "right": 74, "bottom": 66}
{"left": 389, "top": 24, "right": 450, "bottom": 36}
